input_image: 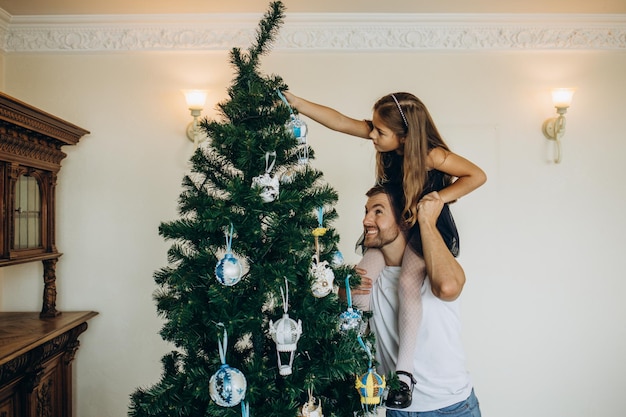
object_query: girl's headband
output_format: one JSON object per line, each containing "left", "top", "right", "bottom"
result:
{"left": 390, "top": 94, "right": 408, "bottom": 128}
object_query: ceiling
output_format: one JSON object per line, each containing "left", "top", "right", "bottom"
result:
{"left": 0, "top": 0, "right": 625, "bottom": 16}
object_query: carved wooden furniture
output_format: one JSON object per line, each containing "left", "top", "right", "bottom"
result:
{"left": 0, "top": 92, "right": 89, "bottom": 317}
{"left": 0, "top": 311, "right": 98, "bottom": 417}
{"left": 0, "top": 92, "right": 97, "bottom": 417}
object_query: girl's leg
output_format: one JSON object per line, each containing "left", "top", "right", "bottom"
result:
{"left": 351, "top": 248, "right": 385, "bottom": 312}
{"left": 395, "top": 247, "right": 426, "bottom": 396}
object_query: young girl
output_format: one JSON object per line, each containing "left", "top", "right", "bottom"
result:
{"left": 283, "top": 91, "right": 486, "bottom": 409}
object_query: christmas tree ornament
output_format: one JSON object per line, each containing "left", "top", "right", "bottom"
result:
{"left": 330, "top": 250, "right": 344, "bottom": 266}
{"left": 286, "top": 115, "right": 308, "bottom": 144}
{"left": 269, "top": 279, "right": 302, "bottom": 376}
{"left": 299, "top": 389, "right": 323, "bottom": 417}
{"left": 309, "top": 208, "right": 334, "bottom": 297}
{"left": 354, "top": 335, "right": 386, "bottom": 413}
{"left": 277, "top": 89, "right": 308, "bottom": 144}
{"left": 209, "top": 325, "right": 247, "bottom": 407}
{"left": 297, "top": 143, "right": 310, "bottom": 165}
{"left": 312, "top": 207, "right": 327, "bottom": 258}
{"left": 251, "top": 151, "right": 280, "bottom": 202}
{"left": 309, "top": 207, "right": 335, "bottom": 298}
{"left": 280, "top": 166, "right": 298, "bottom": 184}
{"left": 338, "top": 275, "right": 365, "bottom": 334}
{"left": 309, "top": 256, "right": 335, "bottom": 298}
{"left": 355, "top": 368, "right": 386, "bottom": 411}
{"left": 277, "top": 89, "right": 310, "bottom": 165}
{"left": 215, "top": 223, "right": 243, "bottom": 286}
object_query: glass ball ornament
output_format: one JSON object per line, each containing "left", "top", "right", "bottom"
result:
{"left": 209, "top": 364, "right": 247, "bottom": 407}
{"left": 215, "top": 253, "right": 243, "bottom": 286}
{"left": 330, "top": 250, "right": 344, "bottom": 266}
{"left": 338, "top": 307, "right": 364, "bottom": 334}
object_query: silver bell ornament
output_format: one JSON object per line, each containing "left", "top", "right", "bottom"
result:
{"left": 215, "top": 224, "right": 243, "bottom": 286}
{"left": 268, "top": 279, "right": 302, "bottom": 376}
{"left": 251, "top": 151, "right": 279, "bottom": 203}
{"left": 338, "top": 275, "right": 365, "bottom": 334}
{"left": 209, "top": 326, "right": 247, "bottom": 407}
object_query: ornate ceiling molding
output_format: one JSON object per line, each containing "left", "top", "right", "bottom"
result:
{"left": 0, "top": 13, "right": 624, "bottom": 53}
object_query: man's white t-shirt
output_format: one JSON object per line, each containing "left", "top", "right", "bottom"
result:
{"left": 370, "top": 266, "right": 473, "bottom": 412}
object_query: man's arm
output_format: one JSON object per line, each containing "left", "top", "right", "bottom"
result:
{"left": 417, "top": 191, "right": 466, "bottom": 301}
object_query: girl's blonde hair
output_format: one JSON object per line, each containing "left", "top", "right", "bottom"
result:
{"left": 373, "top": 92, "right": 452, "bottom": 227}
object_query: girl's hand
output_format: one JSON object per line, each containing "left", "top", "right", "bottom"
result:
{"left": 417, "top": 191, "right": 444, "bottom": 227}
{"left": 353, "top": 268, "right": 373, "bottom": 295}
{"left": 281, "top": 91, "right": 297, "bottom": 107}
{"left": 338, "top": 268, "right": 373, "bottom": 300}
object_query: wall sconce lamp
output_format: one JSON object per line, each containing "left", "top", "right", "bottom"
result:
{"left": 542, "top": 88, "right": 575, "bottom": 163}
{"left": 183, "top": 89, "right": 208, "bottom": 147}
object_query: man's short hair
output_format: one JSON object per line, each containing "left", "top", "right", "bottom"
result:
{"left": 365, "top": 182, "right": 406, "bottom": 232}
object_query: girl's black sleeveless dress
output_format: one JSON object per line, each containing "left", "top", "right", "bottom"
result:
{"left": 380, "top": 152, "right": 460, "bottom": 257}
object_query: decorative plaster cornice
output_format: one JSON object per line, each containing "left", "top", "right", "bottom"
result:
{"left": 0, "top": 12, "right": 624, "bottom": 53}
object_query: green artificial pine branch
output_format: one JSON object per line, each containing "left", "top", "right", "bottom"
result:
{"left": 129, "top": 2, "right": 377, "bottom": 417}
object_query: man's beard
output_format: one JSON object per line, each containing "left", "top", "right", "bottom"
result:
{"left": 363, "top": 229, "right": 399, "bottom": 249}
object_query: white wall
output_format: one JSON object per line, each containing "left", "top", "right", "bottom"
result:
{"left": 1, "top": 41, "right": 626, "bottom": 417}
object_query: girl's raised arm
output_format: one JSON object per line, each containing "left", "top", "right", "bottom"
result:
{"left": 282, "top": 91, "right": 371, "bottom": 139}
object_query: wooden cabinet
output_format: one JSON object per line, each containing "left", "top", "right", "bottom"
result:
{"left": 0, "top": 92, "right": 96, "bottom": 417}
{"left": 0, "top": 92, "right": 89, "bottom": 317}
{"left": 0, "top": 312, "right": 98, "bottom": 417}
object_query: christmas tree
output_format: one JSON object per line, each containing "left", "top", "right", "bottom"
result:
{"left": 129, "top": 2, "right": 381, "bottom": 416}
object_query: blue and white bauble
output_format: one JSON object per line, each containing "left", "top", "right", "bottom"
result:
{"left": 209, "top": 364, "right": 247, "bottom": 407}
{"left": 330, "top": 250, "right": 344, "bottom": 267}
{"left": 338, "top": 307, "right": 364, "bottom": 334}
{"left": 286, "top": 116, "right": 308, "bottom": 144}
{"left": 215, "top": 253, "right": 243, "bottom": 286}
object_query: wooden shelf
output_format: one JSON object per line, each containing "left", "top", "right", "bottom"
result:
{"left": 0, "top": 311, "right": 98, "bottom": 417}
{"left": 0, "top": 311, "right": 98, "bottom": 365}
